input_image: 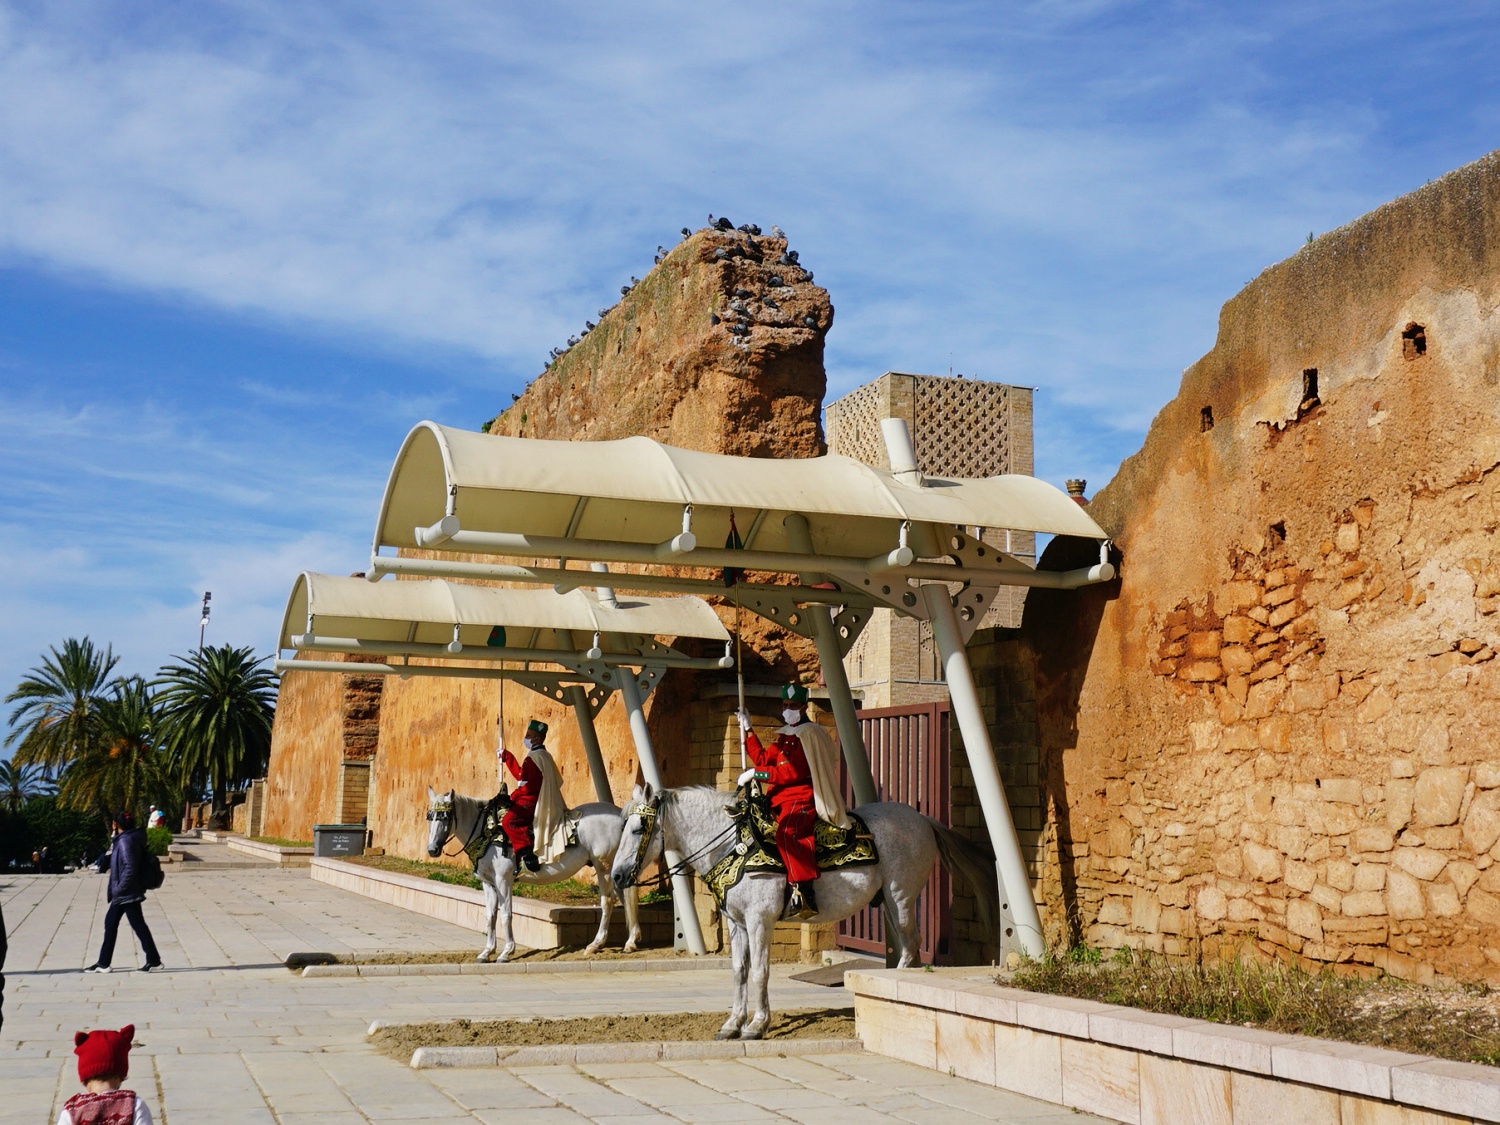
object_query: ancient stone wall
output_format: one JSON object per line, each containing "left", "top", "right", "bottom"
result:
{"left": 987, "top": 150, "right": 1500, "bottom": 982}
{"left": 261, "top": 657, "right": 360, "bottom": 840}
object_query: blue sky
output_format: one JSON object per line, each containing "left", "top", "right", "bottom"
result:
{"left": 2, "top": 1, "right": 1497, "bottom": 737}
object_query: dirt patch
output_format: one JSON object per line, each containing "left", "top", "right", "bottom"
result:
{"left": 371, "top": 1008, "right": 855, "bottom": 1060}
{"left": 295, "top": 946, "right": 704, "bottom": 969}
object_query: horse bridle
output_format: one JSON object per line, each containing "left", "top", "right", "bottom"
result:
{"left": 426, "top": 798, "right": 469, "bottom": 860}
{"left": 621, "top": 796, "right": 662, "bottom": 886}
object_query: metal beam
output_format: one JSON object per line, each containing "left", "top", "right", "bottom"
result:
{"left": 290, "top": 635, "right": 733, "bottom": 671}
{"left": 568, "top": 685, "right": 614, "bottom": 803}
{"left": 617, "top": 672, "right": 709, "bottom": 955}
{"left": 782, "top": 514, "right": 878, "bottom": 809}
{"left": 920, "top": 584, "right": 1045, "bottom": 959}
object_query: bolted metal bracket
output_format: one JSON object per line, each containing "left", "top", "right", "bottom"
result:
{"left": 729, "top": 588, "right": 873, "bottom": 657}
{"left": 509, "top": 671, "right": 613, "bottom": 716}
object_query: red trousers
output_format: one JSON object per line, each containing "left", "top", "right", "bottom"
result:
{"left": 774, "top": 800, "right": 818, "bottom": 883}
{"left": 502, "top": 793, "right": 537, "bottom": 852}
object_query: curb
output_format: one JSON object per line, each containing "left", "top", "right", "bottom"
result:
{"left": 408, "top": 1037, "right": 863, "bottom": 1069}
{"left": 304, "top": 956, "right": 731, "bottom": 978}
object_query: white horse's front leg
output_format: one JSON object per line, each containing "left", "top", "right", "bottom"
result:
{"left": 621, "top": 884, "right": 640, "bottom": 953}
{"left": 740, "top": 911, "right": 773, "bottom": 1040}
{"left": 495, "top": 862, "right": 517, "bottom": 963}
{"left": 478, "top": 873, "right": 498, "bottom": 962}
{"left": 585, "top": 886, "right": 612, "bottom": 955}
{"left": 716, "top": 918, "right": 749, "bottom": 1040}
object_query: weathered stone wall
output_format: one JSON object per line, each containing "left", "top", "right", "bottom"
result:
{"left": 990, "top": 150, "right": 1500, "bottom": 982}
{"left": 262, "top": 653, "right": 382, "bottom": 841}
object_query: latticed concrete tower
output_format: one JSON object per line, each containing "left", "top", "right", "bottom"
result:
{"left": 825, "top": 372, "right": 1035, "bottom": 706}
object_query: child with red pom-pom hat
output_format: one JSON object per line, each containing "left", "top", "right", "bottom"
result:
{"left": 59, "top": 1026, "right": 154, "bottom": 1124}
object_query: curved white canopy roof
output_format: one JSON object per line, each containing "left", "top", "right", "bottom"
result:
{"left": 372, "top": 422, "right": 1107, "bottom": 562}
{"left": 279, "top": 572, "right": 729, "bottom": 654}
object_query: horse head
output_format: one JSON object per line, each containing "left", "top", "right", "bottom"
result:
{"left": 611, "top": 783, "right": 662, "bottom": 891}
{"left": 426, "top": 786, "right": 456, "bottom": 858}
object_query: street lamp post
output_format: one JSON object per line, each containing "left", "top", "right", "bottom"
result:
{"left": 198, "top": 591, "right": 212, "bottom": 653}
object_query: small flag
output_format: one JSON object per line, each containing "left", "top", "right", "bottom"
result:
{"left": 722, "top": 511, "right": 745, "bottom": 587}
{"left": 486, "top": 626, "right": 507, "bottom": 647}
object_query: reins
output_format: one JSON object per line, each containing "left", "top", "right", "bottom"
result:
{"left": 618, "top": 794, "right": 737, "bottom": 888}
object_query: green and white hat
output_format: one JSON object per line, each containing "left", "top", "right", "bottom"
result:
{"left": 526, "top": 719, "right": 548, "bottom": 739}
{"left": 781, "top": 684, "right": 810, "bottom": 706}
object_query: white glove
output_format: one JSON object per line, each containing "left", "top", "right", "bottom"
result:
{"left": 736, "top": 709, "right": 752, "bottom": 732}
{"left": 737, "top": 767, "right": 759, "bottom": 787}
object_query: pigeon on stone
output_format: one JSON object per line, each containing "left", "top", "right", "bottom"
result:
{"left": 767, "top": 274, "right": 785, "bottom": 288}
{"left": 511, "top": 393, "right": 521, "bottom": 402}
{"left": 729, "top": 299, "right": 749, "bottom": 314}
{"left": 681, "top": 227, "right": 692, "bottom": 238}
{"left": 567, "top": 336, "right": 579, "bottom": 347}
{"left": 763, "top": 297, "right": 780, "bottom": 310}
{"left": 710, "top": 314, "right": 721, "bottom": 326}
{"left": 713, "top": 248, "right": 729, "bottom": 260}
{"left": 729, "top": 323, "right": 749, "bottom": 336}
{"left": 771, "top": 225, "right": 786, "bottom": 240}
{"left": 779, "top": 249, "right": 800, "bottom": 265}
{"left": 598, "top": 309, "right": 610, "bottom": 319}
{"left": 585, "top": 320, "right": 595, "bottom": 330}
{"left": 714, "top": 217, "right": 735, "bottom": 231}
{"left": 802, "top": 271, "right": 814, "bottom": 282}
{"left": 802, "top": 315, "right": 818, "bottom": 328}
{"left": 620, "top": 284, "right": 632, "bottom": 295}
{"left": 737, "top": 223, "right": 762, "bottom": 235}
{"left": 733, "top": 288, "right": 752, "bottom": 299}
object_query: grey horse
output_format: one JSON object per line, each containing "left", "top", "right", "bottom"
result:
{"left": 611, "top": 783, "right": 997, "bottom": 1040}
{"left": 426, "top": 787, "right": 640, "bottom": 962}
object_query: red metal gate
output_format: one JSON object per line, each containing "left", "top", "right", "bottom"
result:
{"left": 838, "top": 702, "right": 952, "bottom": 964}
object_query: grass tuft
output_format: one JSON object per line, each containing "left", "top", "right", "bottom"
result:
{"left": 1012, "top": 949, "right": 1500, "bottom": 1067}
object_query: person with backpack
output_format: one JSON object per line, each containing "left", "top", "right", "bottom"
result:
{"left": 84, "top": 811, "right": 163, "bottom": 974}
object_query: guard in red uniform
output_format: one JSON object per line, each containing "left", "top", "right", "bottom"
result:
{"left": 737, "top": 684, "right": 849, "bottom": 919}
{"left": 499, "top": 719, "right": 549, "bottom": 871}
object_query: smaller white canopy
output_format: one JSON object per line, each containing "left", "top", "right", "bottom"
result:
{"left": 373, "top": 422, "right": 1107, "bottom": 560}
{"left": 279, "top": 572, "right": 729, "bottom": 654}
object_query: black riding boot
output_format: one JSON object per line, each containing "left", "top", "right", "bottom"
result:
{"left": 792, "top": 880, "right": 819, "bottom": 919}
{"left": 517, "top": 847, "right": 540, "bottom": 872}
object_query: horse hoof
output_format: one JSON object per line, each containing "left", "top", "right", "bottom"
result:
{"left": 714, "top": 1027, "right": 741, "bottom": 1041}
{"left": 583, "top": 943, "right": 602, "bottom": 956}
{"left": 622, "top": 942, "right": 638, "bottom": 954}
{"left": 738, "top": 1028, "right": 764, "bottom": 1041}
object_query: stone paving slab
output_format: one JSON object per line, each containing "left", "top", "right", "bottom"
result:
{"left": 1, "top": 868, "right": 1119, "bottom": 1124}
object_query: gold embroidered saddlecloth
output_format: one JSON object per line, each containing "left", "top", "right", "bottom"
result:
{"left": 703, "top": 791, "right": 878, "bottom": 908}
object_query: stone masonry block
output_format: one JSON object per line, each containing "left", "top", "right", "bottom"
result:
{"left": 1061, "top": 1037, "right": 1141, "bottom": 1125}
{"left": 1140, "top": 1054, "right": 1231, "bottom": 1125}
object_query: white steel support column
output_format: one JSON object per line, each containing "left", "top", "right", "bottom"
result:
{"left": 782, "top": 514, "right": 879, "bottom": 808}
{"left": 920, "top": 583, "right": 1046, "bottom": 959}
{"left": 567, "top": 686, "right": 614, "bottom": 803}
{"left": 618, "top": 672, "right": 709, "bottom": 955}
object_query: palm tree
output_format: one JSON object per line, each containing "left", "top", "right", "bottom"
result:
{"left": 56, "top": 677, "right": 174, "bottom": 819}
{"left": 0, "top": 758, "right": 55, "bottom": 811}
{"left": 4, "top": 638, "right": 120, "bottom": 772}
{"left": 155, "top": 645, "right": 277, "bottom": 816}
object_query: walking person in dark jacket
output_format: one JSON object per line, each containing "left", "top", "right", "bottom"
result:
{"left": 84, "top": 812, "right": 162, "bottom": 973}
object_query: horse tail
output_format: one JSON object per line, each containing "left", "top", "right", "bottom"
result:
{"left": 925, "top": 816, "right": 999, "bottom": 938}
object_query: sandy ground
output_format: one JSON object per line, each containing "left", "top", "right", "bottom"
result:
{"left": 371, "top": 1008, "right": 857, "bottom": 1059}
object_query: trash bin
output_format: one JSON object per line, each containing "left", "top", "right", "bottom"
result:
{"left": 313, "top": 824, "right": 367, "bottom": 858}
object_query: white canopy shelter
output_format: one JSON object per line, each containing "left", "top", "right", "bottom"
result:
{"left": 361, "top": 420, "right": 1117, "bottom": 959}
{"left": 274, "top": 571, "right": 732, "bottom": 954}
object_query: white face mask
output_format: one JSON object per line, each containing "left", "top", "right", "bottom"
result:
{"left": 523, "top": 737, "right": 538, "bottom": 752}
{"left": 782, "top": 708, "right": 802, "bottom": 726}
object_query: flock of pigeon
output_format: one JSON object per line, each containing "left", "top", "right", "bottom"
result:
{"left": 525, "top": 216, "right": 819, "bottom": 386}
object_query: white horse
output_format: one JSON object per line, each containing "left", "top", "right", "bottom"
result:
{"left": 426, "top": 787, "right": 641, "bottom": 963}
{"left": 611, "top": 783, "right": 998, "bottom": 1040}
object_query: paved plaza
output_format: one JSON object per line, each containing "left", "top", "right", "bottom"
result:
{"left": 1, "top": 843, "right": 1113, "bottom": 1124}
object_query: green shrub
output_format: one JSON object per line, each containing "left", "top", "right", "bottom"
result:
{"left": 146, "top": 826, "right": 173, "bottom": 856}
{"left": 0, "top": 798, "right": 109, "bottom": 868}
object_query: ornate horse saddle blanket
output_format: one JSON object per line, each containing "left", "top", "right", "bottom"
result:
{"left": 465, "top": 791, "right": 578, "bottom": 869}
{"left": 703, "top": 791, "right": 878, "bottom": 908}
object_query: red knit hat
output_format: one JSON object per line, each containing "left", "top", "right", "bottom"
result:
{"left": 74, "top": 1026, "right": 134, "bottom": 1082}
